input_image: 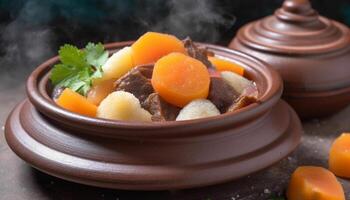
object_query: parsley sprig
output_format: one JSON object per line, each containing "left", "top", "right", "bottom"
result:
{"left": 50, "top": 43, "right": 108, "bottom": 96}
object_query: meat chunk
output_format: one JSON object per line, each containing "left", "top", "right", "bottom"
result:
{"left": 183, "top": 37, "right": 214, "bottom": 69}
{"left": 135, "top": 65, "right": 153, "bottom": 79}
{"left": 114, "top": 65, "right": 154, "bottom": 104}
{"left": 231, "top": 81, "right": 259, "bottom": 111}
{"left": 208, "top": 76, "right": 240, "bottom": 113}
{"left": 143, "top": 93, "right": 181, "bottom": 121}
{"left": 241, "top": 83, "right": 259, "bottom": 99}
{"left": 228, "top": 95, "right": 258, "bottom": 112}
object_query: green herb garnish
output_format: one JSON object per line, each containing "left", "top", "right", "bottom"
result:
{"left": 50, "top": 42, "right": 108, "bottom": 96}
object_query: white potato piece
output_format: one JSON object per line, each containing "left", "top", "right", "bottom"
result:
{"left": 176, "top": 99, "right": 220, "bottom": 121}
{"left": 221, "top": 71, "right": 254, "bottom": 94}
{"left": 97, "top": 91, "right": 152, "bottom": 122}
{"left": 95, "top": 46, "right": 134, "bottom": 84}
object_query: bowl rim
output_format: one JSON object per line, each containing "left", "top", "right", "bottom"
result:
{"left": 26, "top": 41, "right": 283, "bottom": 136}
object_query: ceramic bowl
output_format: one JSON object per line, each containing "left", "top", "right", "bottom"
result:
{"left": 5, "top": 42, "right": 302, "bottom": 190}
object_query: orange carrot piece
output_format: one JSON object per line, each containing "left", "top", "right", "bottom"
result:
{"left": 131, "top": 32, "right": 187, "bottom": 65}
{"left": 208, "top": 57, "right": 244, "bottom": 76}
{"left": 287, "top": 166, "right": 345, "bottom": 200}
{"left": 152, "top": 53, "right": 210, "bottom": 107}
{"left": 329, "top": 133, "right": 350, "bottom": 178}
{"left": 56, "top": 88, "right": 97, "bottom": 117}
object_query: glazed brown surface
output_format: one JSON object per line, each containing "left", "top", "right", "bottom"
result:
{"left": 6, "top": 99, "right": 300, "bottom": 190}
{"left": 5, "top": 42, "right": 302, "bottom": 190}
{"left": 229, "top": 0, "right": 350, "bottom": 119}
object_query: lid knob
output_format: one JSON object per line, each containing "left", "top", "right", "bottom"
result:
{"left": 283, "top": 0, "right": 312, "bottom": 14}
{"left": 232, "top": 0, "right": 350, "bottom": 55}
{"left": 276, "top": 0, "right": 317, "bottom": 22}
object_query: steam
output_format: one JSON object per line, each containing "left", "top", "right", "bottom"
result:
{"left": 151, "top": 0, "right": 235, "bottom": 42}
{"left": 0, "top": 1, "right": 54, "bottom": 88}
{"left": 0, "top": 0, "right": 235, "bottom": 89}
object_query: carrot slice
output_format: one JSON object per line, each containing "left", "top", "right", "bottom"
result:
{"left": 56, "top": 88, "right": 97, "bottom": 117}
{"left": 287, "top": 166, "right": 345, "bottom": 200}
{"left": 329, "top": 133, "right": 350, "bottom": 178}
{"left": 152, "top": 53, "right": 210, "bottom": 107}
{"left": 132, "top": 32, "right": 187, "bottom": 65}
{"left": 208, "top": 57, "right": 244, "bottom": 76}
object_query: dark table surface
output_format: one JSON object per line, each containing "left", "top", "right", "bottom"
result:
{"left": 1, "top": 77, "right": 350, "bottom": 200}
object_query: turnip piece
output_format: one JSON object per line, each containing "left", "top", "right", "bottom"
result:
{"left": 176, "top": 99, "right": 220, "bottom": 121}
{"left": 221, "top": 71, "right": 255, "bottom": 94}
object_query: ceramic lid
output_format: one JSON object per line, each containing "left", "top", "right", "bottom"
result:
{"left": 235, "top": 0, "right": 350, "bottom": 54}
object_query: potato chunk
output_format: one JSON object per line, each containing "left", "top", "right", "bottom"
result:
{"left": 176, "top": 99, "right": 220, "bottom": 121}
{"left": 97, "top": 91, "right": 152, "bottom": 122}
{"left": 96, "top": 46, "right": 134, "bottom": 83}
{"left": 329, "top": 133, "right": 350, "bottom": 178}
{"left": 221, "top": 71, "right": 254, "bottom": 94}
{"left": 287, "top": 166, "right": 345, "bottom": 200}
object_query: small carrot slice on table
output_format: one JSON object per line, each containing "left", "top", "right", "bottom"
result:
{"left": 131, "top": 32, "right": 187, "bottom": 65}
{"left": 287, "top": 166, "right": 345, "bottom": 200}
{"left": 208, "top": 56, "right": 244, "bottom": 76}
{"left": 56, "top": 88, "right": 97, "bottom": 117}
{"left": 329, "top": 133, "right": 350, "bottom": 178}
{"left": 152, "top": 53, "right": 210, "bottom": 107}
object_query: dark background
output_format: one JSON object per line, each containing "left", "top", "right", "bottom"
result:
{"left": 0, "top": 0, "right": 349, "bottom": 85}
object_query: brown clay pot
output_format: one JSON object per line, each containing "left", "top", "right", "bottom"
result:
{"left": 229, "top": 0, "right": 350, "bottom": 119}
{"left": 5, "top": 42, "right": 302, "bottom": 190}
